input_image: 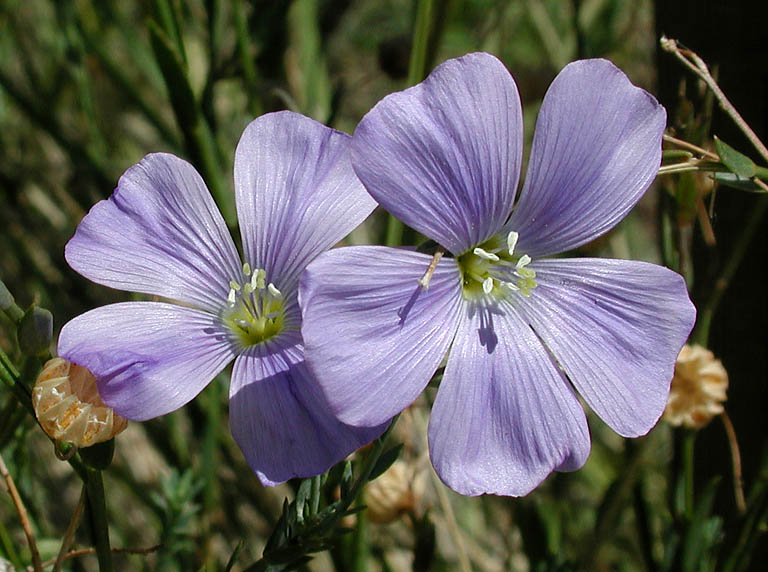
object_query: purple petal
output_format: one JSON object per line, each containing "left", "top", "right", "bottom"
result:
{"left": 429, "top": 302, "right": 591, "bottom": 496}
{"left": 352, "top": 52, "right": 523, "bottom": 255}
{"left": 229, "top": 333, "right": 387, "bottom": 486}
{"left": 515, "top": 258, "right": 695, "bottom": 437}
{"left": 300, "top": 246, "right": 464, "bottom": 426}
{"left": 57, "top": 302, "right": 237, "bottom": 421}
{"left": 65, "top": 154, "right": 241, "bottom": 313}
{"left": 507, "top": 59, "right": 666, "bottom": 257}
{"left": 234, "top": 111, "right": 377, "bottom": 290}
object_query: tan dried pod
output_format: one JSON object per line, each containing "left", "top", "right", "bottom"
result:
{"left": 33, "top": 357, "right": 128, "bottom": 446}
{"left": 664, "top": 344, "right": 729, "bottom": 429}
{"left": 365, "top": 460, "right": 426, "bottom": 524}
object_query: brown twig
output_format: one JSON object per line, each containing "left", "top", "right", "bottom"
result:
{"left": 661, "top": 37, "right": 768, "bottom": 164}
{"left": 0, "top": 451, "right": 43, "bottom": 572}
{"left": 720, "top": 410, "right": 747, "bottom": 514}
{"left": 32, "top": 544, "right": 162, "bottom": 571}
{"left": 663, "top": 133, "right": 719, "bottom": 160}
{"left": 53, "top": 488, "right": 86, "bottom": 572}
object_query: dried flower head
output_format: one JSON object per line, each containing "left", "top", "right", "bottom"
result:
{"left": 365, "top": 460, "right": 427, "bottom": 523}
{"left": 664, "top": 344, "right": 728, "bottom": 429}
{"left": 33, "top": 357, "right": 128, "bottom": 446}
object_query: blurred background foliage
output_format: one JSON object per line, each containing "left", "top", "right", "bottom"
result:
{"left": 0, "top": 0, "right": 766, "bottom": 570}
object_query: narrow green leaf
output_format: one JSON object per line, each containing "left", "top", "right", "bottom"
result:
{"left": 713, "top": 172, "right": 767, "bottom": 193}
{"left": 368, "top": 443, "right": 404, "bottom": 481}
{"left": 715, "top": 137, "right": 757, "bottom": 178}
{"left": 662, "top": 149, "right": 694, "bottom": 162}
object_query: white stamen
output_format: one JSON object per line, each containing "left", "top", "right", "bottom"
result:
{"left": 516, "top": 254, "right": 531, "bottom": 269}
{"left": 504, "top": 282, "right": 520, "bottom": 291}
{"left": 507, "top": 231, "right": 519, "bottom": 256}
{"left": 267, "top": 283, "right": 283, "bottom": 299}
{"left": 227, "top": 288, "right": 236, "bottom": 306}
{"left": 473, "top": 247, "right": 500, "bottom": 261}
{"left": 482, "top": 277, "right": 494, "bottom": 294}
{"left": 229, "top": 280, "right": 241, "bottom": 291}
{"left": 242, "top": 262, "right": 252, "bottom": 276}
{"left": 243, "top": 284, "right": 254, "bottom": 295}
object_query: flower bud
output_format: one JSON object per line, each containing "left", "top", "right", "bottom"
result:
{"left": 18, "top": 306, "right": 53, "bottom": 355}
{"left": 664, "top": 344, "right": 728, "bottom": 429}
{"left": 365, "top": 460, "right": 426, "bottom": 524}
{"left": 33, "top": 358, "right": 127, "bottom": 447}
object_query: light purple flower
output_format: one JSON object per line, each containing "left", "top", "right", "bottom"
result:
{"left": 58, "top": 111, "right": 385, "bottom": 485}
{"left": 299, "top": 53, "right": 696, "bottom": 496}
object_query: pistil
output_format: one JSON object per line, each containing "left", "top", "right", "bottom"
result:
{"left": 223, "top": 263, "right": 285, "bottom": 346}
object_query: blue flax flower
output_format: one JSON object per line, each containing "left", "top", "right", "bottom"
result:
{"left": 58, "top": 112, "right": 385, "bottom": 485}
{"left": 300, "top": 53, "right": 696, "bottom": 496}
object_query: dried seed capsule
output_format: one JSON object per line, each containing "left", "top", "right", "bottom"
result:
{"left": 33, "top": 358, "right": 128, "bottom": 446}
{"left": 664, "top": 344, "right": 728, "bottom": 429}
{"left": 365, "top": 460, "right": 427, "bottom": 523}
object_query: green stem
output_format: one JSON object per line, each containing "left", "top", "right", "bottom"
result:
{"left": 0, "top": 349, "right": 33, "bottom": 416}
{"left": 352, "top": 505, "right": 369, "bottom": 572}
{"left": 148, "top": 21, "right": 235, "bottom": 224}
{"left": 692, "top": 199, "right": 768, "bottom": 345}
{"left": 0, "top": 283, "right": 26, "bottom": 324}
{"left": 232, "top": 0, "right": 262, "bottom": 118}
{"left": 584, "top": 437, "right": 653, "bottom": 565}
{"left": 84, "top": 468, "right": 113, "bottom": 572}
{"left": 0, "top": 67, "right": 114, "bottom": 193}
{"left": 75, "top": 6, "right": 181, "bottom": 149}
{"left": 385, "top": 0, "right": 437, "bottom": 247}
{"left": 0, "top": 517, "right": 23, "bottom": 570}
{"left": 310, "top": 474, "right": 321, "bottom": 516}
{"left": 682, "top": 430, "right": 696, "bottom": 520}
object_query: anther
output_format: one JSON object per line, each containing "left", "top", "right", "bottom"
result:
{"left": 516, "top": 254, "right": 531, "bottom": 269}
{"left": 267, "top": 283, "right": 283, "bottom": 299}
{"left": 254, "top": 269, "right": 266, "bottom": 290}
{"left": 473, "top": 247, "right": 500, "bottom": 261}
{"left": 227, "top": 288, "right": 236, "bottom": 306}
{"left": 507, "top": 231, "right": 519, "bottom": 256}
{"left": 229, "top": 280, "right": 241, "bottom": 291}
{"left": 243, "top": 262, "right": 252, "bottom": 276}
{"left": 482, "top": 277, "right": 494, "bottom": 294}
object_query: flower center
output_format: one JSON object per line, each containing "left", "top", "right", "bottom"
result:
{"left": 222, "top": 263, "right": 285, "bottom": 347}
{"left": 456, "top": 231, "right": 538, "bottom": 300}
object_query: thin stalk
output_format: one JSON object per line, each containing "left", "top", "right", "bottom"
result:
{"left": 310, "top": 474, "right": 321, "bottom": 516}
{"left": 692, "top": 199, "right": 768, "bottom": 345}
{"left": 351, "top": 505, "right": 369, "bottom": 572}
{"left": 430, "top": 465, "right": 472, "bottom": 572}
{"left": 0, "top": 68, "right": 114, "bottom": 192}
{"left": 0, "top": 516, "right": 23, "bottom": 569}
{"left": 75, "top": 7, "right": 181, "bottom": 149}
{"left": 232, "top": 0, "right": 262, "bottom": 117}
{"left": 682, "top": 430, "right": 695, "bottom": 520}
{"left": 53, "top": 488, "right": 86, "bottom": 572}
{"left": 663, "top": 133, "right": 719, "bottom": 160}
{"left": 385, "top": 0, "right": 437, "bottom": 247}
{"left": 661, "top": 37, "right": 768, "bottom": 164}
{"left": 0, "top": 451, "right": 42, "bottom": 572}
{"left": 84, "top": 468, "right": 113, "bottom": 572}
{"left": 0, "top": 349, "right": 33, "bottom": 416}
{"left": 721, "top": 411, "right": 746, "bottom": 514}
{"left": 584, "top": 437, "right": 654, "bottom": 565}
